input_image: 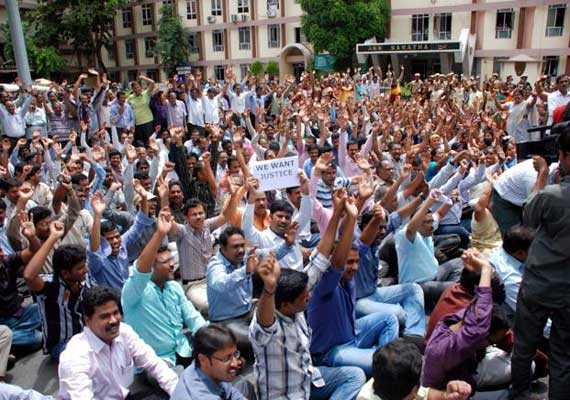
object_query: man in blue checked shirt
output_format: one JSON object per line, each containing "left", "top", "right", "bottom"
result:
{"left": 87, "top": 190, "right": 154, "bottom": 289}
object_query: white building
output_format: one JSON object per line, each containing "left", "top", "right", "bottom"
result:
{"left": 102, "top": 0, "right": 570, "bottom": 83}
{"left": 358, "top": 0, "right": 570, "bottom": 82}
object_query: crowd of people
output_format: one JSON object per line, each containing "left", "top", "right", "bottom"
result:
{"left": 0, "top": 64, "right": 569, "bottom": 400}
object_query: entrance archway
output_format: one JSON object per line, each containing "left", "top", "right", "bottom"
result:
{"left": 280, "top": 44, "right": 312, "bottom": 80}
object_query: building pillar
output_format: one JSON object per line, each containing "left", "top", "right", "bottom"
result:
{"left": 440, "top": 53, "right": 453, "bottom": 74}
{"left": 5, "top": 0, "right": 32, "bottom": 85}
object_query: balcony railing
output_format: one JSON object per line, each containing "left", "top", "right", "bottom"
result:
{"left": 435, "top": 31, "right": 451, "bottom": 40}
{"left": 546, "top": 26, "right": 563, "bottom": 37}
{"left": 495, "top": 27, "right": 512, "bottom": 39}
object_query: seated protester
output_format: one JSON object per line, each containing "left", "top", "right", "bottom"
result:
{"left": 23, "top": 223, "right": 88, "bottom": 362}
{"left": 0, "top": 213, "right": 43, "bottom": 352}
{"left": 0, "top": 325, "right": 10, "bottom": 382}
{"left": 250, "top": 192, "right": 366, "bottom": 400}
{"left": 242, "top": 175, "right": 311, "bottom": 271}
{"left": 309, "top": 152, "right": 361, "bottom": 209}
{"left": 357, "top": 339, "right": 472, "bottom": 400}
{"left": 423, "top": 249, "right": 511, "bottom": 392}
{"left": 308, "top": 197, "right": 399, "bottom": 377}
{"left": 122, "top": 208, "right": 206, "bottom": 368}
{"left": 0, "top": 200, "right": 15, "bottom": 256}
{"left": 0, "top": 383, "right": 54, "bottom": 399}
{"left": 488, "top": 225, "right": 534, "bottom": 320}
{"left": 170, "top": 183, "right": 240, "bottom": 314}
{"left": 206, "top": 226, "right": 294, "bottom": 361}
{"left": 395, "top": 189, "right": 463, "bottom": 310}
{"left": 285, "top": 185, "right": 319, "bottom": 248}
{"left": 88, "top": 191, "right": 154, "bottom": 289}
{"left": 356, "top": 203, "right": 426, "bottom": 339}
{"left": 58, "top": 287, "right": 178, "bottom": 399}
{"left": 470, "top": 182, "right": 502, "bottom": 256}
{"left": 171, "top": 324, "right": 255, "bottom": 400}
{"left": 426, "top": 253, "right": 505, "bottom": 341}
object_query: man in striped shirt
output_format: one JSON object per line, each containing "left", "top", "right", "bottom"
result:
{"left": 250, "top": 193, "right": 366, "bottom": 400}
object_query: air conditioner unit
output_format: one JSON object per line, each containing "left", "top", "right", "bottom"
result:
{"left": 241, "top": 14, "right": 248, "bottom": 22}
{"left": 267, "top": 9, "right": 276, "bottom": 18}
{"left": 231, "top": 14, "right": 238, "bottom": 23}
{"left": 207, "top": 15, "right": 216, "bottom": 23}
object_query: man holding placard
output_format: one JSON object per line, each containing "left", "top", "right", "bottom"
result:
{"left": 242, "top": 174, "right": 311, "bottom": 271}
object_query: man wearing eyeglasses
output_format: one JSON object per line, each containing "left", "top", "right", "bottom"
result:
{"left": 171, "top": 324, "right": 255, "bottom": 400}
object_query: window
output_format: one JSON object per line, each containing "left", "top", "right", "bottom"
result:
{"left": 163, "top": 0, "right": 173, "bottom": 5}
{"left": 142, "top": 4, "right": 153, "bottom": 26}
{"left": 121, "top": 8, "right": 132, "bottom": 29}
{"left": 493, "top": 57, "right": 508, "bottom": 76}
{"left": 240, "top": 64, "right": 250, "bottom": 79}
{"left": 267, "top": 0, "right": 279, "bottom": 10}
{"left": 544, "top": 56, "right": 559, "bottom": 77}
{"left": 238, "top": 0, "right": 249, "bottom": 14}
{"left": 106, "top": 44, "right": 116, "bottom": 62}
{"left": 212, "top": 30, "right": 224, "bottom": 52}
{"left": 144, "top": 38, "right": 156, "bottom": 58}
{"left": 546, "top": 4, "right": 566, "bottom": 37}
{"left": 434, "top": 13, "right": 452, "bottom": 40}
{"left": 411, "top": 14, "right": 429, "bottom": 41}
{"left": 186, "top": 0, "right": 197, "bottom": 19}
{"left": 214, "top": 65, "right": 225, "bottom": 81}
{"left": 238, "top": 27, "right": 251, "bottom": 50}
{"left": 188, "top": 32, "right": 200, "bottom": 53}
{"left": 268, "top": 24, "right": 281, "bottom": 48}
{"left": 295, "top": 27, "right": 307, "bottom": 44}
{"left": 211, "top": 0, "right": 222, "bottom": 16}
{"left": 146, "top": 69, "right": 159, "bottom": 82}
{"left": 125, "top": 39, "right": 135, "bottom": 60}
{"left": 496, "top": 9, "right": 514, "bottom": 39}
{"left": 127, "top": 70, "right": 138, "bottom": 83}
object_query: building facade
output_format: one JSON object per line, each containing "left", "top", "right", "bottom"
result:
{"left": 103, "top": 0, "right": 310, "bottom": 83}
{"left": 357, "top": 0, "right": 570, "bottom": 82}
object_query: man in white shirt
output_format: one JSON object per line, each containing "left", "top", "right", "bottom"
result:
{"left": 58, "top": 286, "right": 178, "bottom": 400}
{"left": 547, "top": 74, "right": 570, "bottom": 125}
{"left": 186, "top": 87, "right": 205, "bottom": 134}
{"left": 242, "top": 175, "right": 311, "bottom": 271}
{"left": 202, "top": 87, "right": 222, "bottom": 125}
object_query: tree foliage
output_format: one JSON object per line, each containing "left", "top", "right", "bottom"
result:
{"left": 249, "top": 61, "right": 264, "bottom": 77}
{"left": 299, "top": 0, "right": 390, "bottom": 69}
{"left": 265, "top": 61, "right": 279, "bottom": 77}
{"left": 30, "top": 0, "right": 127, "bottom": 71}
{"left": 157, "top": 5, "right": 191, "bottom": 76}
{"left": 1, "top": 22, "right": 64, "bottom": 78}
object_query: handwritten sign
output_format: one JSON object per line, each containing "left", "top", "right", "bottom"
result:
{"left": 251, "top": 156, "right": 299, "bottom": 192}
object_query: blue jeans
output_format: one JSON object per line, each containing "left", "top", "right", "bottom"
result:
{"left": 49, "top": 341, "right": 68, "bottom": 362}
{"left": 355, "top": 283, "right": 426, "bottom": 336}
{"left": 311, "top": 365, "right": 366, "bottom": 400}
{"left": 0, "top": 303, "right": 43, "bottom": 349}
{"left": 314, "top": 312, "right": 399, "bottom": 377}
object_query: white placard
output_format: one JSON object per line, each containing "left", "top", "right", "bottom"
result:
{"left": 251, "top": 156, "right": 299, "bottom": 191}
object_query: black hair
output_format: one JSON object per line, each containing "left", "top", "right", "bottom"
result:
{"left": 52, "top": 244, "right": 86, "bottom": 277}
{"left": 183, "top": 198, "right": 205, "bottom": 215}
{"left": 108, "top": 149, "right": 122, "bottom": 159}
{"left": 285, "top": 186, "right": 300, "bottom": 195}
{"left": 133, "top": 171, "right": 150, "bottom": 181}
{"left": 0, "top": 176, "right": 20, "bottom": 190}
{"left": 558, "top": 122, "right": 570, "bottom": 153}
{"left": 372, "top": 339, "right": 422, "bottom": 400}
{"left": 71, "top": 173, "right": 88, "bottom": 185}
{"left": 157, "top": 244, "right": 170, "bottom": 254}
{"left": 269, "top": 199, "right": 294, "bottom": 216}
{"left": 168, "top": 180, "right": 183, "bottom": 190}
{"left": 100, "top": 220, "right": 118, "bottom": 236}
{"left": 82, "top": 286, "right": 121, "bottom": 319}
{"left": 459, "top": 267, "right": 481, "bottom": 295}
{"left": 275, "top": 269, "right": 309, "bottom": 310}
{"left": 29, "top": 206, "right": 52, "bottom": 224}
{"left": 307, "top": 143, "right": 319, "bottom": 153}
{"left": 117, "top": 91, "right": 126, "bottom": 98}
{"left": 0, "top": 199, "right": 6, "bottom": 211}
{"left": 503, "top": 225, "right": 534, "bottom": 255}
{"left": 219, "top": 226, "right": 245, "bottom": 247}
{"left": 490, "top": 303, "right": 510, "bottom": 334}
{"left": 194, "top": 324, "right": 236, "bottom": 367}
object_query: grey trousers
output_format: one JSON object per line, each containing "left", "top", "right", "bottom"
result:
{"left": 0, "top": 325, "right": 12, "bottom": 377}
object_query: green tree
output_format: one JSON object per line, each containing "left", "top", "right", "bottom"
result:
{"left": 249, "top": 61, "right": 264, "bottom": 77}
{"left": 157, "top": 5, "right": 191, "bottom": 76}
{"left": 30, "top": 0, "right": 128, "bottom": 71}
{"left": 1, "top": 22, "right": 64, "bottom": 78}
{"left": 299, "top": 0, "right": 390, "bottom": 69}
{"left": 265, "top": 61, "right": 279, "bottom": 77}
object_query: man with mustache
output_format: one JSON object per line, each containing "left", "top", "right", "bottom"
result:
{"left": 58, "top": 286, "right": 178, "bottom": 399}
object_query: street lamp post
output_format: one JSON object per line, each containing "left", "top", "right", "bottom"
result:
{"left": 5, "top": 0, "right": 32, "bottom": 86}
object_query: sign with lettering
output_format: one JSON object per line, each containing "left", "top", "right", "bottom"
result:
{"left": 357, "top": 42, "right": 461, "bottom": 54}
{"left": 251, "top": 156, "right": 299, "bottom": 191}
{"left": 314, "top": 54, "right": 336, "bottom": 70}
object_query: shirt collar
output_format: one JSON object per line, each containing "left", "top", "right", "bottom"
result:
{"left": 84, "top": 325, "right": 123, "bottom": 354}
{"left": 189, "top": 362, "right": 227, "bottom": 397}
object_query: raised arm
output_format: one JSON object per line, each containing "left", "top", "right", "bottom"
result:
{"left": 406, "top": 189, "right": 440, "bottom": 241}
{"left": 330, "top": 196, "right": 358, "bottom": 269}
{"left": 256, "top": 254, "right": 280, "bottom": 328}
{"left": 137, "top": 208, "right": 173, "bottom": 273}
{"left": 23, "top": 221, "right": 65, "bottom": 292}
{"left": 89, "top": 191, "right": 106, "bottom": 252}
